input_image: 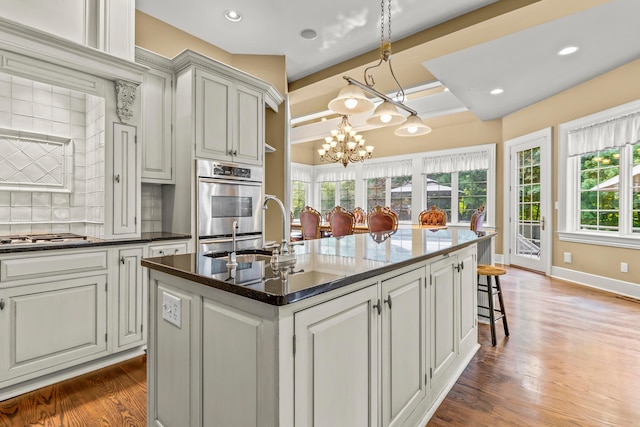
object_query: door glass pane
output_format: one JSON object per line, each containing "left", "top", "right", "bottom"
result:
{"left": 516, "top": 147, "right": 541, "bottom": 259}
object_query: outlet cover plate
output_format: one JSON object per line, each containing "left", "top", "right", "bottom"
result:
{"left": 162, "top": 291, "right": 181, "bottom": 328}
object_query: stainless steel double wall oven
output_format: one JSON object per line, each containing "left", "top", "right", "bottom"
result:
{"left": 197, "top": 160, "right": 263, "bottom": 253}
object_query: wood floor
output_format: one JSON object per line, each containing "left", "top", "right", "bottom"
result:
{"left": 1, "top": 267, "right": 639, "bottom": 426}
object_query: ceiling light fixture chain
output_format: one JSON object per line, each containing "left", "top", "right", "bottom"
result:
{"left": 327, "top": 0, "right": 432, "bottom": 137}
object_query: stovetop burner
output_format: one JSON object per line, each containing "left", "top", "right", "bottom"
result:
{"left": 0, "top": 233, "right": 89, "bottom": 245}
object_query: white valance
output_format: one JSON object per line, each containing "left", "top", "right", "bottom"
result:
{"left": 315, "top": 166, "right": 356, "bottom": 182}
{"left": 568, "top": 112, "right": 640, "bottom": 156}
{"left": 362, "top": 159, "right": 412, "bottom": 179}
{"left": 422, "top": 150, "right": 489, "bottom": 174}
{"left": 291, "top": 164, "right": 312, "bottom": 182}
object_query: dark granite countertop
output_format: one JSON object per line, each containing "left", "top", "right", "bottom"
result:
{"left": 142, "top": 227, "right": 495, "bottom": 306}
{"left": 0, "top": 232, "right": 191, "bottom": 254}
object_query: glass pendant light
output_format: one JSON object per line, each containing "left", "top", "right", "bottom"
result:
{"left": 394, "top": 114, "right": 432, "bottom": 136}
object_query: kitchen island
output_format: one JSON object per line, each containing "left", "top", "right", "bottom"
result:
{"left": 142, "top": 228, "right": 493, "bottom": 427}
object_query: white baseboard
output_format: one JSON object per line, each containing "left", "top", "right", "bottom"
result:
{"left": 551, "top": 266, "right": 640, "bottom": 300}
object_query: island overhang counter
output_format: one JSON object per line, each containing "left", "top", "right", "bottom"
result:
{"left": 142, "top": 228, "right": 494, "bottom": 427}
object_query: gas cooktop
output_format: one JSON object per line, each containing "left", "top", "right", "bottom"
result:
{"left": 0, "top": 233, "right": 89, "bottom": 245}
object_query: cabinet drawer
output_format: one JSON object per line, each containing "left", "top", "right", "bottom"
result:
{"left": 148, "top": 242, "right": 188, "bottom": 258}
{"left": 0, "top": 251, "right": 108, "bottom": 282}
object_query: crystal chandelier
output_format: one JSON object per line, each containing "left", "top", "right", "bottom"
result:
{"left": 318, "top": 115, "right": 374, "bottom": 167}
{"left": 327, "top": 0, "right": 431, "bottom": 137}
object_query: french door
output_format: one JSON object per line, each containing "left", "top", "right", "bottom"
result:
{"left": 505, "top": 128, "right": 552, "bottom": 274}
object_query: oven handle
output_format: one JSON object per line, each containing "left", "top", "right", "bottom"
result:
{"left": 198, "top": 177, "right": 262, "bottom": 186}
{"left": 199, "top": 235, "right": 261, "bottom": 244}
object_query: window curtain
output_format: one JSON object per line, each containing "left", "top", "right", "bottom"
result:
{"left": 422, "top": 150, "right": 489, "bottom": 174}
{"left": 291, "top": 164, "right": 312, "bottom": 182}
{"left": 362, "top": 159, "right": 412, "bottom": 179}
{"left": 568, "top": 111, "right": 640, "bottom": 156}
{"left": 315, "top": 166, "right": 356, "bottom": 182}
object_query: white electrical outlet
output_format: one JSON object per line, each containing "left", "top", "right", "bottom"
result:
{"left": 563, "top": 252, "right": 572, "bottom": 264}
{"left": 621, "top": 262, "right": 628, "bottom": 273}
{"left": 162, "top": 291, "right": 182, "bottom": 328}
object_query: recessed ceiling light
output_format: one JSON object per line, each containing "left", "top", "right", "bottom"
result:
{"left": 300, "top": 29, "right": 318, "bottom": 40}
{"left": 490, "top": 88, "right": 504, "bottom": 95}
{"left": 224, "top": 10, "right": 242, "bottom": 22}
{"left": 558, "top": 46, "right": 579, "bottom": 56}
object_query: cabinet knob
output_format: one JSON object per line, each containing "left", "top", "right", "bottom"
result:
{"left": 159, "top": 250, "right": 165, "bottom": 256}
{"left": 120, "top": 256, "right": 126, "bottom": 264}
{"left": 372, "top": 299, "right": 381, "bottom": 315}
{"left": 115, "top": 174, "right": 120, "bottom": 183}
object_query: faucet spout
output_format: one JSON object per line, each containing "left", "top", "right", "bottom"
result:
{"left": 262, "top": 195, "right": 289, "bottom": 255}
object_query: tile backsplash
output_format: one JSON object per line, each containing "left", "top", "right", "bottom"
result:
{"left": 0, "top": 73, "right": 105, "bottom": 237}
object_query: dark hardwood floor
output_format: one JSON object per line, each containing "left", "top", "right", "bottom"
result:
{"left": 1, "top": 267, "right": 639, "bottom": 426}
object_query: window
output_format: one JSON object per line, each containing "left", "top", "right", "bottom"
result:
{"left": 390, "top": 176, "right": 412, "bottom": 221}
{"left": 339, "top": 180, "right": 356, "bottom": 210}
{"left": 423, "top": 150, "right": 490, "bottom": 224}
{"left": 320, "top": 182, "right": 336, "bottom": 215}
{"left": 558, "top": 101, "right": 640, "bottom": 246}
{"left": 291, "top": 180, "right": 307, "bottom": 219}
{"left": 366, "top": 178, "right": 386, "bottom": 211}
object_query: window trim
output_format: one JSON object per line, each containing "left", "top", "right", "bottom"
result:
{"left": 558, "top": 98, "right": 640, "bottom": 247}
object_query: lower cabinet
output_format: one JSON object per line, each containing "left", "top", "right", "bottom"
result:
{"left": 116, "top": 246, "right": 145, "bottom": 350}
{"left": 294, "top": 285, "right": 379, "bottom": 427}
{"left": 0, "top": 275, "right": 108, "bottom": 384}
{"left": 381, "top": 268, "right": 427, "bottom": 427}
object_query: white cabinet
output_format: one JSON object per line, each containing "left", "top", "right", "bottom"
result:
{"left": 0, "top": 275, "right": 108, "bottom": 385}
{"left": 381, "top": 268, "right": 427, "bottom": 427}
{"left": 116, "top": 246, "right": 145, "bottom": 350}
{"left": 139, "top": 51, "right": 174, "bottom": 183}
{"left": 429, "top": 255, "right": 457, "bottom": 395}
{"left": 457, "top": 246, "right": 478, "bottom": 354}
{"left": 294, "top": 284, "right": 379, "bottom": 427}
{"left": 195, "top": 68, "right": 263, "bottom": 165}
{"left": 112, "top": 123, "right": 139, "bottom": 236}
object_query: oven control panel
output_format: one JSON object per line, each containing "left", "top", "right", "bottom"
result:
{"left": 213, "top": 164, "right": 252, "bottom": 179}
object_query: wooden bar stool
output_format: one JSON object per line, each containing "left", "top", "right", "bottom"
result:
{"left": 477, "top": 264, "right": 509, "bottom": 346}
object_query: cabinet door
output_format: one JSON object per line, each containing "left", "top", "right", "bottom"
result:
{"left": 381, "top": 268, "right": 427, "bottom": 427}
{"left": 141, "top": 66, "right": 173, "bottom": 183}
{"left": 295, "top": 285, "right": 379, "bottom": 427}
{"left": 430, "top": 256, "right": 457, "bottom": 393}
{"left": 234, "top": 85, "right": 263, "bottom": 165}
{"left": 457, "top": 247, "right": 478, "bottom": 353}
{"left": 0, "top": 275, "right": 108, "bottom": 384}
{"left": 195, "top": 69, "right": 232, "bottom": 161}
{"left": 117, "top": 247, "right": 145, "bottom": 349}
{"left": 113, "top": 123, "right": 138, "bottom": 235}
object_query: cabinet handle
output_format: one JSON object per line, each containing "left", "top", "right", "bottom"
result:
{"left": 120, "top": 256, "right": 125, "bottom": 265}
{"left": 115, "top": 174, "right": 120, "bottom": 183}
{"left": 233, "top": 150, "right": 238, "bottom": 156}
{"left": 384, "top": 295, "right": 392, "bottom": 310}
{"left": 460, "top": 261, "right": 464, "bottom": 270}
{"left": 159, "top": 250, "right": 165, "bottom": 256}
{"left": 0, "top": 299, "right": 4, "bottom": 310}
{"left": 372, "top": 299, "right": 381, "bottom": 315}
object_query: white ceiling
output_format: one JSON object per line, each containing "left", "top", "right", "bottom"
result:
{"left": 137, "top": 0, "right": 640, "bottom": 127}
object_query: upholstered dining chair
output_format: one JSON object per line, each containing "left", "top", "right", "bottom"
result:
{"left": 328, "top": 206, "right": 355, "bottom": 237}
{"left": 470, "top": 205, "right": 486, "bottom": 233}
{"left": 299, "top": 206, "right": 322, "bottom": 240}
{"left": 419, "top": 205, "right": 447, "bottom": 226}
{"left": 367, "top": 206, "right": 399, "bottom": 233}
{"left": 351, "top": 207, "right": 367, "bottom": 225}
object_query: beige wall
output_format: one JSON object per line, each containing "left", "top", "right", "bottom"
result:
{"left": 135, "top": 10, "right": 288, "bottom": 243}
{"left": 503, "top": 59, "right": 640, "bottom": 284}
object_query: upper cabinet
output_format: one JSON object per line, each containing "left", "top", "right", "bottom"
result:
{"left": 136, "top": 48, "right": 175, "bottom": 183}
{"left": 172, "top": 50, "right": 282, "bottom": 166}
{"left": 194, "top": 69, "right": 263, "bottom": 165}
